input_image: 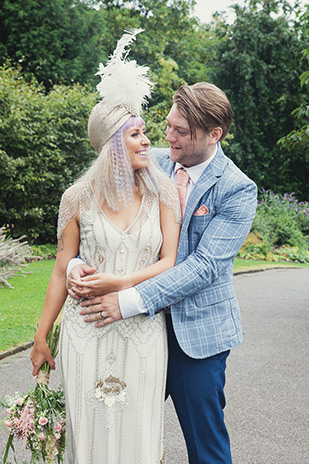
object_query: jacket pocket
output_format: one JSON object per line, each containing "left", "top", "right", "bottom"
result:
{"left": 194, "top": 283, "right": 236, "bottom": 307}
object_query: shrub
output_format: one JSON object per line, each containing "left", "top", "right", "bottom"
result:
{"left": 251, "top": 190, "right": 309, "bottom": 248}
{"left": 30, "top": 244, "right": 57, "bottom": 260}
{"left": 0, "top": 64, "right": 97, "bottom": 244}
{"left": 272, "top": 246, "right": 309, "bottom": 264}
{"left": 239, "top": 190, "right": 309, "bottom": 263}
{"left": 0, "top": 226, "right": 33, "bottom": 288}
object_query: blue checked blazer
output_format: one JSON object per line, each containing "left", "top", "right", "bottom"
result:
{"left": 136, "top": 144, "right": 257, "bottom": 359}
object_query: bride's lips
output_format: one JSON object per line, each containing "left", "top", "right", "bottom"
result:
{"left": 136, "top": 150, "right": 148, "bottom": 158}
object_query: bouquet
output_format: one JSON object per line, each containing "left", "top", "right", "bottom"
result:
{"left": 1, "top": 324, "right": 65, "bottom": 463}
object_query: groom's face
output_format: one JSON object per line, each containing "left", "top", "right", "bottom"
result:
{"left": 165, "top": 104, "right": 215, "bottom": 167}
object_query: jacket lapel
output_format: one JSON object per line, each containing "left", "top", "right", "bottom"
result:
{"left": 151, "top": 145, "right": 229, "bottom": 246}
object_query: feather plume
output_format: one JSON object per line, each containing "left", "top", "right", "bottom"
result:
{"left": 96, "top": 29, "right": 153, "bottom": 116}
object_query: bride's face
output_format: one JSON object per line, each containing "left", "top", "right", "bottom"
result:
{"left": 124, "top": 125, "right": 150, "bottom": 170}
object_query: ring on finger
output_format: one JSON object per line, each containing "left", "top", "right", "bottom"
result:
{"left": 100, "top": 311, "right": 104, "bottom": 319}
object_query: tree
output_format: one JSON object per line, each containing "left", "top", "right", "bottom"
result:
{"left": 210, "top": 0, "right": 308, "bottom": 199}
{"left": 0, "top": 65, "right": 97, "bottom": 243}
{"left": 0, "top": 0, "right": 220, "bottom": 115}
{"left": 279, "top": 4, "right": 309, "bottom": 145}
{"left": 0, "top": 0, "right": 107, "bottom": 89}
{"left": 95, "top": 0, "right": 218, "bottom": 142}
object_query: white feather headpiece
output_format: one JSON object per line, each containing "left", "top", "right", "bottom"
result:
{"left": 88, "top": 29, "right": 154, "bottom": 153}
{"left": 96, "top": 28, "right": 153, "bottom": 116}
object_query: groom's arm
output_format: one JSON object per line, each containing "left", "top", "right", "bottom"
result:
{"left": 137, "top": 180, "right": 257, "bottom": 318}
{"left": 80, "top": 179, "right": 257, "bottom": 326}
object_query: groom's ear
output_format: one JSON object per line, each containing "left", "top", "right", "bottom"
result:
{"left": 209, "top": 127, "right": 223, "bottom": 144}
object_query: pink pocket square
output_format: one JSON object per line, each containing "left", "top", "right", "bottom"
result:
{"left": 194, "top": 205, "right": 209, "bottom": 216}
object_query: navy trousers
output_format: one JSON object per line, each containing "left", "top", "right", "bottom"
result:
{"left": 165, "top": 315, "right": 232, "bottom": 464}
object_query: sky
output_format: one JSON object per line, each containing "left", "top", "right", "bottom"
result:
{"left": 193, "top": 0, "right": 246, "bottom": 23}
{"left": 192, "top": 0, "right": 307, "bottom": 24}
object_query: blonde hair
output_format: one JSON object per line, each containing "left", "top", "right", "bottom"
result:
{"left": 76, "top": 116, "right": 169, "bottom": 212}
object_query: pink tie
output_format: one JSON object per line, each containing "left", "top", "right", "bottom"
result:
{"left": 176, "top": 168, "right": 190, "bottom": 219}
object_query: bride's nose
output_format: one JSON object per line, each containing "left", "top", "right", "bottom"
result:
{"left": 142, "top": 134, "right": 150, "bottom": 147}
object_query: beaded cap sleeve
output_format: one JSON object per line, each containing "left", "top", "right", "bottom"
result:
{"left": 158, "top": 176, "right": 182, "bottom": 225}
{"left": 57, "top": 185, "right": 78, "bottom": 239}
{"left": 57, "top": 173, "right": 181, "bottom": 240}
{"left": 57, "top": 184, "right": 93, "bottom": 239}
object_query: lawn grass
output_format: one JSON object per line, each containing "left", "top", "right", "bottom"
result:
{"left": 233, "top": 257, "right": 309, "bottom": 272}
{"left": 0, "top": 260, "right": 54, "bottom": 352}
{"left": 0, "top": 258, "right": 308, "bottom": 352}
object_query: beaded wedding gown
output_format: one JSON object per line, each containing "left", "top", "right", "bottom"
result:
{"left": 58, "top": 184, "right": 179, "bottom": 464}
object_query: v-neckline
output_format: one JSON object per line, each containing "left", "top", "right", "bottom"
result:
{"left": 100, "top": 195, "right": 145, "bottom": 234}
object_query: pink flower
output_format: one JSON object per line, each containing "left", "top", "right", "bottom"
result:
{"left": 16, "top": 397, "right": 24, "bottom": 406}
{"left": 55, "top": 423, "right": 62, "bottom": 432}
{"left": 39, "top": 416, "right": 48, "bottom": 426}
{"left": 14, "top": 402, "right": 35, "bottom": 441}
{"left": 38, "top": 432, "right": 46, "bottom": 441}
{"left": 6, "top": 408, "right": 12, "bottom": 415}
{"left": 55, "top": 432, "right": 61, "bottom": 440}
{"left": 4, "top": 420, "right": 12, "bottom": 429}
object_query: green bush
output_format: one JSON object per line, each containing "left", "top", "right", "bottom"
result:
{"left": 239, "top": 190, "right": 309, "bottom": 263}
{"left": 251, "top": 190, "right": 309, "bottom": 248}
{"left": 30, "top": 244, "right": 57, "bottom": 260}
{"left": 0, "top": 64, "right": 97, "bottom": 244}
{"left": 272, "top": 246, "right": 309, "bottom": 264}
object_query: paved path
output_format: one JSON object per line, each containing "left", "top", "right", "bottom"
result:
{"left": 0, "top": 268, "right": 308, "bottom": 463}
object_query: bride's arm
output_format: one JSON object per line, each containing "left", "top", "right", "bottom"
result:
{"left": 31, "top": 217, "right": 80, "bottom": 375}
{"left": 123, "top": 201, "right": 180, "bottom": 286}
{"left": 70, "top": 202, "right": 180, "bottom": 297}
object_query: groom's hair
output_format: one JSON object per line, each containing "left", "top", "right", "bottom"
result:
{"left": 173, "top": 82, "right": 233, "bottom": 141}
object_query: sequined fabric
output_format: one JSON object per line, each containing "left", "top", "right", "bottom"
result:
{"left": 59, "top": 191, "right": 169, "bottom": 463}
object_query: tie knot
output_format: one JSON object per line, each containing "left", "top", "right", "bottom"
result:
{"left": 176, "top": 168, "right": 190, "bottom": 187}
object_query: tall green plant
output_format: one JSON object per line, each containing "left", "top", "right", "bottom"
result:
{"left": 0, "top": 226, "right": 32, "bottom": 288}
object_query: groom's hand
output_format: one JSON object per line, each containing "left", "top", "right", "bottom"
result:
{"left": 79, "top": 292, "right": 122, "bottom": 327}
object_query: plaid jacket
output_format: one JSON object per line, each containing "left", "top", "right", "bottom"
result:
{"left": 136, "top": 144, "right": 257, "bottom": 359}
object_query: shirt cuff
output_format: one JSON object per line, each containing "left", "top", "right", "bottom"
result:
{"left": 66, "top": 258, "right": 85, "bottom": 278}
{"left": 118, "top": 288, "right": 148, "bottom": 319}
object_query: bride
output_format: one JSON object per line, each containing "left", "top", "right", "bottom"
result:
{"left": 31, "top": 30, "right": 180, "bottom": 463}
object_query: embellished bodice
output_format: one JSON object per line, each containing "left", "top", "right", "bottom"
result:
{"left": 79, "top": 193, "right": 162, "bottom": 275}
{"left": 61, "top": 191, "right": 165, "bottom": 356}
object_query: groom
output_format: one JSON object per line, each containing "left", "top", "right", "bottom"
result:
{"left": 68, "top": 82, "right": 257, "bottom": 463}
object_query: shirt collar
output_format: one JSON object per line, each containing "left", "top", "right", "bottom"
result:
{"left": 174, "top": 145, "right": 218, "bottom": 185}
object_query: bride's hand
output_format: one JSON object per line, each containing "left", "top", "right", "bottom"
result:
{"left": 71, "top": 273, "right": 123, "bottom": 298}
{"left": 31, "top": 339, "right": 55, "bottom": 376}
